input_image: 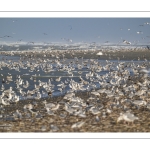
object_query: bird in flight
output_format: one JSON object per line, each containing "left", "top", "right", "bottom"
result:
{"left": 137, "top": 31, "right": 143, "bottom": 34}
{"left": 68, "top": 39, "right": 72, "bottom": 42}
{"left": 144, "top": 22, "right": 150, "bottom": 25}
{"left": 123, "top": 40, "right": 131, "bottom": 45}
{"left": 4, "top": 35, "right": 13, "bottom": 38}
{"left": 13, "top": 20, "right": 17, "bottom": 22}
{"left": 28, "top": 41, "right": 34, "bottom": 44}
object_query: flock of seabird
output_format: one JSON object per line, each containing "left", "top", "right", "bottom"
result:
{"left": 0, "top": 48, "right": 149, "bottom": 132}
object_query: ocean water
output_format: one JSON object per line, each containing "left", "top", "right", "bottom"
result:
{"left": 0, "top": 43, "right": 148, "bottom": 52}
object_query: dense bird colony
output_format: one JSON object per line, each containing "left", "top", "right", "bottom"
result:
{"left": 0, "top": 48, "right": 150, "bottom": 132}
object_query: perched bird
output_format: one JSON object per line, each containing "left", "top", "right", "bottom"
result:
{"left": 13, "top": 109, "right": 22, "bottom": 119}
{"left": 28, "top": 108, "right": 39, "bottom": 117}
{"left": 117, "top": 112, "right": 138, "bottom": 124}
{"left": 43, "top": 100, "right": 55, "bottom": 109}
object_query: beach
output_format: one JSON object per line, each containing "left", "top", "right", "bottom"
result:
{"left": 1, "top": 89, "right": 150, "bottom": 132}
{"left": 0, "top": 48, "right": 150, "bottom": 132}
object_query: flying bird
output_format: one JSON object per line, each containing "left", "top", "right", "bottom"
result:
{"left": 144, "top": 22, "right": 150, "bottom": 25}
{"left": 123, "top": 40, "right": 131, "bottom": 45}
{"left": 12, "top": 19, "right": 17, "bottom": 22}
{"left": 28, "top": 41, "right": 34, "bottom": 44}
{"left": 137, "top": 31, "right": 143, "bottom": 34}
{"left": 4, "top": 35, "right": 13, "bottom": 38}
{"left": 67, "top": 39, "right": 72, "bottom": 42}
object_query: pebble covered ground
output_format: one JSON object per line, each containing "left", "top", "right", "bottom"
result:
{"left": 1, "top": 89, "right": 150, "bottom": 132}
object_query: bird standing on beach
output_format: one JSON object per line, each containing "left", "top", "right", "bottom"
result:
{"left": 117, "top": 112, "right": 138, "bottom": 124}
{"left": 28, "top": 108, "right": 39, "bottom": 117}
{"left": 13, "top": 109, "right": 22, "bottom": 119}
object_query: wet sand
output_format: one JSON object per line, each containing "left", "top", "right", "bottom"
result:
{"left": 1, "top": 48, "right": 150, "bottom": 60}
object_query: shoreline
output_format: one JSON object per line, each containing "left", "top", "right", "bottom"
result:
{"left": 0, "top": 48, "right": 150, "bottom": 61}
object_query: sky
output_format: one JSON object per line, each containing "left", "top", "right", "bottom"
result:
{"left": 0, "top": 18, "right": 150, "bottom": 45}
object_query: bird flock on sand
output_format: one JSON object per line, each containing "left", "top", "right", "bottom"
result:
{"left": 0, "top": 48, "right": 150, "bottom": 132}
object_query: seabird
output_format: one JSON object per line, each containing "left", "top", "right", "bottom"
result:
{"left": 117, "top": 112, "right": 139, "bottom": 124}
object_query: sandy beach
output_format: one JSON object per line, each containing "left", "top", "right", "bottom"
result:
{"left": 0, "top": 48, "right": 150, "bottom": 132}
{"left": 1, "top": 75, "right": 150, "bottom": 132}
{"left": 0, "top": 92, "right": 150, "bottom": 132}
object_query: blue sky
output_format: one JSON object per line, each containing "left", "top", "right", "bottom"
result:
{"left": 0, "top": 18, "right": 150, "bottom": 45}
